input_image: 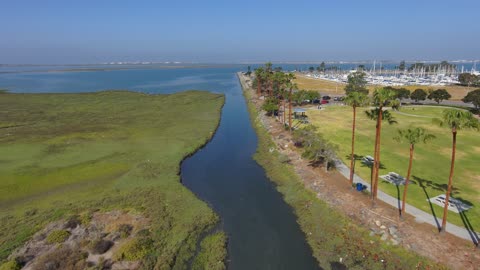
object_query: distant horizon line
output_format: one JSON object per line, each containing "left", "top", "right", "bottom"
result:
{"left": 1, "top": 59, "right": 479, "bottom": 66}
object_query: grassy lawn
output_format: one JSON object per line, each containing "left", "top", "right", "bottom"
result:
{"left": 0, "top": 90, "right": 225, "bottom": 268}
{"left": 307, "top": 105, "right": 480, "bottom": 230}
{"left": 295, "top": 73, "right": 473, "bottom": 100}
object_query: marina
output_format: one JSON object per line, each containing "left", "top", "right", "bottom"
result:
{"left": 303, "top": 61, "right": 479, "bottom": 87}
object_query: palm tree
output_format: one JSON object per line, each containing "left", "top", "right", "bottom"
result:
{"left": 344, "top": 92, "right": 369, "bottom": 186}
{"left": 265, "top": 62, "right": 273, "bottom": 96}
{"left": 254, "top": 67, "right": 265, "bottom": 96}
{"left": 366, "top": 109, "right": 397, "bottom": 200}
{"left": 284, "top": 73, "right": 297, "bottom": 132}
{"left": 434, "top": 109, "right": 479, "bottom": 233}
{"left": 366, "top": 88, "right": 397, "bottom": 202}
{"left": 280, "top": 86, "right": 289, "bottom": 125}
{"left": 394, "top": 127, "right": 435, "bottom": 217}
{"left": 272, "top": 72, "right": 287, "bottom": 121}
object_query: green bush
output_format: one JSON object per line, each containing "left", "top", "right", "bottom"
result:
{"left": 64, "top": 215, "right": 81, "bottom": 229}
{"left": 79, "top": 212, "right": 93, "bottom": 225}
{"left": 114, "top": 237, "right": 153, "bottom": 261}
{"left": 90, "top": 239, "right": 114, "bottom": 254}
{"left": 33, "top": 246, "right": 88, "bottom": 270}
{"left": 261, "top": 97, "right": 279, "bottom": 116}
{"left": 46, "top": 229, "right": 70, "bottom": 244}
{"left": 192, "top": 232, "right": 227, "bottom": 270}
{"left": 277, "top": 154, "right": 290, "bottom": 164}
{"left": 0, "top": 260, "right": 21, "bottom": 270}
{"left": 117, "top": 224, "right": 133, "bottom": 238}
{"left": 24, "top": 209, "right": 37, "bottom": 217}
{"left": 135, "top": 229, "right": 150, "bottom": 238}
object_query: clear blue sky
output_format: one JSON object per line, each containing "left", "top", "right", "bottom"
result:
{"left": 1, "top": 0, "right": 479, "bottom": 64}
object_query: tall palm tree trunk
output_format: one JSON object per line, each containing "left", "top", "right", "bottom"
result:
{"left": 372, "top": 108, "right": 383, "bottom": 201}
{"left": 401, "top": 144, "right": 414, "bottom": 217}
{"left": 441, "top": 129, "right": 457, "bottom": 233}
{"left": 283, "top": 99, "right": 286, "bottom": 124}
{"left": 289, "top": 89, "right": 293, "bottom": 132}
{"left": 371, "top": 119, "right": 380, "bottom": 201}
{"left": 374, "top": 109, "right": 383, "bottom": 199}
{"left": 349, "top": 106, "right": 357, "bottom": 186}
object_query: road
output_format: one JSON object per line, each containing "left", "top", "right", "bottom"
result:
{"left": 320, "top": 93, "right": 475, "bottom": 108}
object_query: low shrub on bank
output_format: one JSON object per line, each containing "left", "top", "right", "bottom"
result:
{"left": 117, "top": 224, "right": 133, "bottom": 238}
{"left": 64, "top": 215, "right": 81, "bottom": 229}
{"left": 0, "top": 260, "right": 21, "bottom": 270}
{"left": 46, "top": 230, "right": 70, "bottom": 244}
{"left": 90, "top": 239, "right": 114, "bottom": 255}
{"left": 114, "top": 237, "right": 153, "bottom": 261}
{"left": 192, "top": 232, "right": 227, "bottom": 270}
{"left": 33, "top": 246, "right": 88, "bottom": 270}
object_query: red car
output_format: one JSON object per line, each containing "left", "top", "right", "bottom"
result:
{"left": 321, "top": 100, "right": 329, "bottom": 104}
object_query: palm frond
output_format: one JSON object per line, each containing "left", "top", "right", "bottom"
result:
{"left": 436, "top": 109, "right": 480, "bottom": 130}
{"left": 395, "top": 127, "right": 436, "bottom": 145}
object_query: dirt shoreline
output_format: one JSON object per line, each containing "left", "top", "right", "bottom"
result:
{"left": 238, "top": 72, "right": 479, "bottom": 270}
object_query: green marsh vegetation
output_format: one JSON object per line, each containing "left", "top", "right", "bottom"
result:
{"left": 191, "top": 232, "right": 227, "bottom": 270}
{"left": 0, "top": 90, "right": 225, "bottom": 268}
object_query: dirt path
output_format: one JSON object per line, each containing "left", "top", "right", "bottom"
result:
{"left": 239, "top": 73, "right": 480, "bottom": 270}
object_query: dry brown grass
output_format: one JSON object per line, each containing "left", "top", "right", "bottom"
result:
{"left": 294, "top": 73, "right": 345, "bottom": 95}
{"left": 294, "top": 73, "right": 475, "bottom": 100}
{"left": 400, "top": 85, "right": 473, "bottom": 101}
{"left": 471, "top": 146, "right": 480, "bottom": 154}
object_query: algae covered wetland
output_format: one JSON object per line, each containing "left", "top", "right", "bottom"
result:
{"left": 0, "top": 90, "right": 225, "bottom": 269}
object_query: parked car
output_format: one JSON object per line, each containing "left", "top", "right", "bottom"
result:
{"left": 333, "top": 96, "right": 345, "bottom": 101}
{"left": 322, "top": 96, "right": 331, "bottom": 100}
{"left": 312, "top": 99, "right": 320, "bottom": 104}
{"left": 321, "top": 100, "right": 329, "bottom": 104}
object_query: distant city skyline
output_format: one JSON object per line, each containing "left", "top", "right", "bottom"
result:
{"left": 1, "top": 0, "right": 479, "bottom": 64}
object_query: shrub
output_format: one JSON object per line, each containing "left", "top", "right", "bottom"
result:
{"left": 140, "top": 254, "right": 157, "bottom": 270}
{"left": 46, "top": 230, "right": 70, "bottom": 244}
{"left": 117, "top": 224, "right": 133, "bottom": 238}
{"left": 33, "top": 246, "right": 87, "bottom": 270}
{"left": 0, "top": 260, "right": 21, "bottom": 270}
{"left": 277, "top": 154, "right": 290, "bottom": 164}
{"left": 64, "top": 215, "right": 81, "bottom": 229}
{"left": 192, "top": 232, "right": 227, "bottom": 270}
{"left": 90, "top": 239, "right": 114, "bottom": 254}
{"left": 24, "top": 209, "right": 37, "bottom": 217}
{"left": 135, "top": 229, "right": 150, "bottom": 238}
{"left": 114, "top": 237, "right": 153, "bottom": 261}
{"left": 261, "top": 97, "right": 279, "bottom": 116}
{"left": 79, "top": 212, "right": 93, "bottom": 225}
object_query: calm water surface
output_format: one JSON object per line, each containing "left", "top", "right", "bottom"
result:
{"left": 0, "top": 67, "right": 319, "bottom": 269}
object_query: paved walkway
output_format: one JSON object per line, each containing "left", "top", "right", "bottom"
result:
{"left": 335, "top": 160, "right": 480, "bottom": 245}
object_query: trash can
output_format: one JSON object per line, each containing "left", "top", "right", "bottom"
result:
{"left": 356, "top": 183, "right": 363, "bottom": 191}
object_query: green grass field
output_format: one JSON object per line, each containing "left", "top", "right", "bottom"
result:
{"left": 306, "top": 105, "right": 480, "bottom": 229}
{"left": 0, "top": 90, "right": 225, "bottom": 268}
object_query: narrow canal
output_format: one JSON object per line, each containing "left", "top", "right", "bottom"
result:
{"left": 181, "top": 72, "right": 319, "bottom": 269}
